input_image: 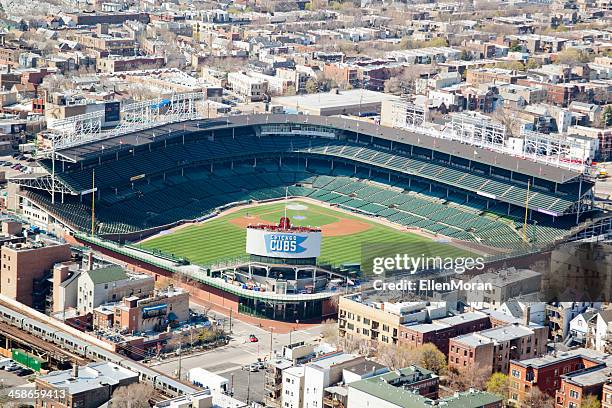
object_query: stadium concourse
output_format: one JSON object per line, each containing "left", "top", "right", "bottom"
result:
{"left": 13, "top": 115, "right": 594, "bottom": 251}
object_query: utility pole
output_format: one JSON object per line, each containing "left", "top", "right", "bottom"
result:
{"left": 246, "top": 369, "right": 251, "bottom": 404}
{"left": 229, "top": 309, "right": 233, "bottom": 334}
{"left": 177, "top": 346, "right": 182, "bottom": 381}
{"left": 269, "top": 327, "right": 274, "bottom": 360}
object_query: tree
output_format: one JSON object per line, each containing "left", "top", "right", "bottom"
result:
{"left": 305, "top": 78, "right": 319, "bottom": 94}
{"left": 554, "top": 48, "right": 593, "bottom": 66}
{"left": 522, "top": 387, "right": 555, "bottom": 408}
{"left": 384, "top": 77, "right": 401, "bottom": 94}
{"left": 525, "top": 58, "right": 541, "bottom": 70}
{"left": 445, "top": 367, "right": 489, "bottom": 394}
{"left": 603, "top": 106, "right": 612, "bottom": 127}
{"left": 285, "top": 85, "right": 297, "bottom": 96}
{"left": 416, "top": 343, "right": 447, "bottom": 375}
{"left": 320, "top": 319, "right": 339, "bottom": 345}
{"left": 485, "top": 373, "right": 509, "bottom": 400}
{"left": 496, "top": 60, "right": 525, "bottom": 71}
{"left": 110, "top": 383, "right": 155, "bottom": 408}
{"left": 581, "top": 395, "right": 601, "bottom": 408}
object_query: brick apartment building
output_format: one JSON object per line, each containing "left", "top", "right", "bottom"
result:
{"left": 399, "top": 311, "right": 491, "bottom": 354}
{"left": 448, "top": 323, "right": 548, "bottom": 375}
{"left": 603, "top": 381, "right": 612, "bottom": 408}
{"left": 508, "top": 349, "right": 608, "bottom": 406}
{"left": 466, "top": 68, "right": 527, "bottom": 86}
{"left": 0, "top": 242, "right": 71, "bottom": 307}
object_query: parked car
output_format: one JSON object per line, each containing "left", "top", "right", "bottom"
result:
{"left": 5, "top": 364, "right": 19, "bottom": 372}
{"left": 248, "top": 364, "right": 259, "bottom": 372}
{"left": 16, "top": 368, "right": 33, "bottom": 376}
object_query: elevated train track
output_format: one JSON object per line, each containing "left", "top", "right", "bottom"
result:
{"left": 0, "top": 294, "right": 198, "bottom": 398}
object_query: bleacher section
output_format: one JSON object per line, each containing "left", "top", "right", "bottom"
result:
{"left": 22, "top": 164, "right": 576, "bottom": 248}
{"left": 38, "top": 135, "right": 583, "bottom": 217}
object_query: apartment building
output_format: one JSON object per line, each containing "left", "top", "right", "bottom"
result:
{"left": 466, "top": 68, "right": 527, "bottom": 86}
{"left": 508, "top": 349, "right": 610, "bottom": 407}
{"left": 227, "top": 72, "right": 268, "bottom": 102}
{"left": 465, "top": 268, "right": 542, "bottom": 310}
{"left": 282, "top": 366, "right": 305, "bottom": 408}
{"left": 76, "top": 266, "right": 155, "bottom": 314}
{"left": 398, "top": 311, "right": 491, "bottom": 354}
{"left": 303, "top": 352, "right": 366, "bottom": 408}
{"left": 448, "top": 323, "right": 548, "bottom": 375}
{"left": 348, "top": 369, "right": 501, "bottom": 408}
{"left": 0, "top": 241, "right": 71, "bottom": 308}
{"left": 338, "top": 295, "right": 448, "bottom": 345}
{"left": 603, "top": 381, "right": 612, "bottom": 408}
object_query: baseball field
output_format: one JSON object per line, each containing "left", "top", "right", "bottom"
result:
{"left": 139, "top": 199, "right": 470, "bottom": 266}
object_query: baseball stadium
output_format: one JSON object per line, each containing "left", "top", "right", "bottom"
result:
{"left": 8, "top": 109, "right": 606, "bottom": 321}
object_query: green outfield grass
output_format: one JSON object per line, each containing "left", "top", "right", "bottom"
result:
{"left": 139, "top": 200, "right": 471, "bottom": 266}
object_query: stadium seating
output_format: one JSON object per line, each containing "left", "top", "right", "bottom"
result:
{"left": 29, "top": 131, "right": 585, "bottom": 248}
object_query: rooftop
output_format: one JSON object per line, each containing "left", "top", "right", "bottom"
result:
{"left": 37, "top": 362, "right": 138, "bottom": 395}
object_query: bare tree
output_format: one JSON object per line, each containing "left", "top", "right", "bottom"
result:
{"left": 523, "top": 388, "right": 555, "bottom": 408}
{"left": 109, "top": 382, "right": 155, "bottom": 408}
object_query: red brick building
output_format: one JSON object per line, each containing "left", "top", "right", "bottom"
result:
{"left": 399, "top": 311, "right": 491, "bottom": 355}
{"left": 449, "top": 323, "right": 548, "bottom": 375}
{"left": 508, "top": 349, "right": 608, "bottom": 406}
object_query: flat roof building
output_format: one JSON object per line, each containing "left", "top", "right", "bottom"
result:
{"left": 35, "top": 362, "right": 138, "bottom": 408}
{"left": 272, "top": 89, "right": 401, "bottom": 116}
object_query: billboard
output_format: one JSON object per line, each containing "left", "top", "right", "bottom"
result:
{"left": 246, "top": 228, "right": 321, "bottom": 259}
{"left": 104, "top": 101, "right": 121, "bottom": 123}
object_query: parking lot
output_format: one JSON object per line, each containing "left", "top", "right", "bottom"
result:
{"left": 0, "top": 152, "right": 40, "bottom": 179}
{"left": 224, "top": 366, "right": 265, "bottom": 404}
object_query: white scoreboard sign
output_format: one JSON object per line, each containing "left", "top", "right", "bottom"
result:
{"left": 246, "top": 228, "right": 321, "bottom": 258}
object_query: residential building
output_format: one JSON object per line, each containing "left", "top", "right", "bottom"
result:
{"left": 282, "top": 366, "right": 305, "bottom": 408}
{"left": 266, "top": 358, "right": 294, "bottom": 408}
{"left": 398, "top": 311, "right": 492, "bottom": 354}
{"left": 34, "top": 362, "right": 138, "bottom": 408}
{"left": 348, "top": 370, "right": 501, "bottom": 408}
{"left": 507, "top": 348, "right": 608, "bottom": 406}
{"left": 227, "top": 72, "right": 268, "bottom": 102}
{"left": 465, "top": 68, "right": 527, "bottom": 86}
{"left": 448, "top": 323, "right": 548, "bottom": 375}
{"left": 465, "top": 268, "right": 542, "bottom": 310}
{"left": 154, "top": 389, "right": 247, "bottom": 408}
{"left": 303, "top": 352, "right": 366, "bottom": 408}
{"left": 0, "top": 241, "right": 71, "bottom": 308}
{"left": 76, "top": 266, "right": 155, "bottom": 315}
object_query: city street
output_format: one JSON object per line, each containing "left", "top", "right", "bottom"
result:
{"left": 147, "top": 301, "right": 325, "bottom": 402}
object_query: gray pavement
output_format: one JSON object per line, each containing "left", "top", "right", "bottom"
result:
{"left": 147, "top": 302, "right": 324, "bottom": 386}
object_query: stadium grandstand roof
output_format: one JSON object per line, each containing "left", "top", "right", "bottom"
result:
{"left": 53, "top": 114, "right": 582, "bottom": 184}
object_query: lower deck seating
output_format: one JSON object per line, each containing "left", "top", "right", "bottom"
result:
{"left": 23, "top": 165, "right": 577, "bottom": 248}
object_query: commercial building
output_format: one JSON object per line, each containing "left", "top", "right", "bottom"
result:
{"left": 273, "top": 89, "right": 401, "bottom": 116}
{"left": 448, "top": 323, "right": 548, "bottom": 375}
{"left": 0, "top": 241, "right": 71, "bottom": 308}
{"left": 34, "top": 362, "right": 138, "bottom": 408}
{"left": 338, "top": 295, "right": 449, "bottom": 346}
{"left": 93, "top": 285, "right": 189, "bottom": 333}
